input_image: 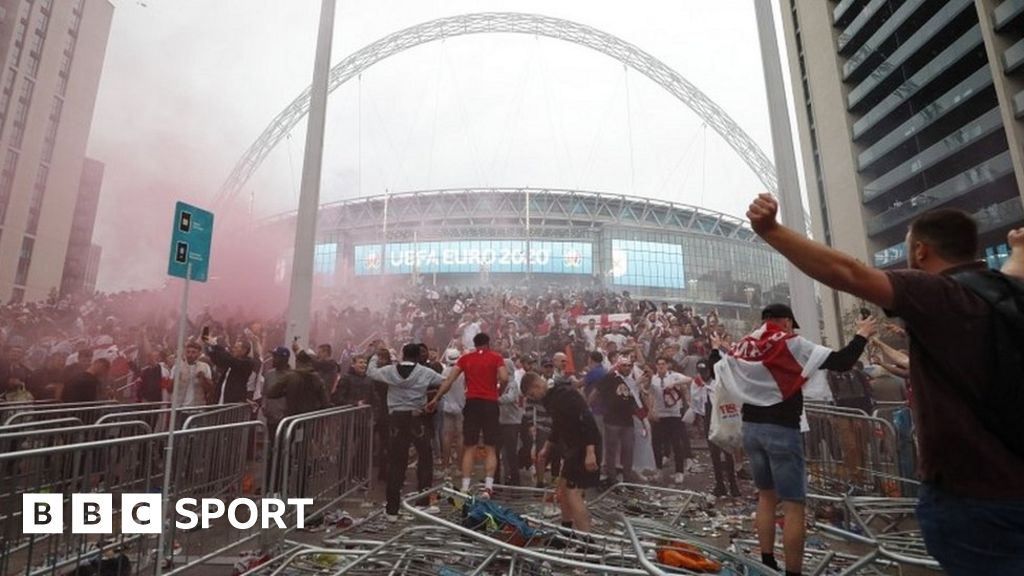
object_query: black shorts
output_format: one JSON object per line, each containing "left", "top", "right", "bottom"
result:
{"left": 561, "top": 446, "right": 602, "bottom": 490}
{"left": 463, "top": 399, "right": 501, "bottom": 447}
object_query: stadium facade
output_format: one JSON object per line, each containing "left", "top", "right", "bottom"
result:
{"left": 266, "top": 188, "right": 790, "bottom": 319}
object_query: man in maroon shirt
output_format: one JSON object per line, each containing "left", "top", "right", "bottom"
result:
{"left": 747, "top": 193, "right": 1024, "bottom": 576}
{"left": 428, "top": 332, "right": 509, "bottom": 498}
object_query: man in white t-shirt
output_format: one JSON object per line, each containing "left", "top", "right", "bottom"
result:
{"left": 170, "top": 341, "right": 212, "bottom": 408}
{"left": 460, "top": 315, "right": 482, "bottom": 351}
{"left": 643, "top": 357, "right": 694, "bottom": 484}
{"left": 581, "top": 318, "right": 599, "bottom": 352}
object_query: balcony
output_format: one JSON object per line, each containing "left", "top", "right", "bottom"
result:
{"left": 866, "top": 151, "right": 1013, "bottom": 236}
{"left": 873, "top": 195, "right": 1024, "bottom": 267}
{"left": 853, "top": 25, "right": 982, "bottom": 141}
{"left": 858, "top": 66, "right": 992, "bottom": 171}
{"left": 838, "top": 0, "right": 887, "bottom": 54}
{"left": 861, "top": 107, "right": 1004, "bottom": 202}
{"left": 1005, "top": 39, "right": 1024, "bottom": 76}
{"left": 995, "top": 0, "right": 1024, "bottom": 31}
{"left": 843, "top": 0, "right": 929, "bottom": 81}
{"left": 846, "top": 0, "right": 974, "bottom": 108}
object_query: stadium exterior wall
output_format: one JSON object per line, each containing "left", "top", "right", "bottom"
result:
{"left": 265, "top": 189, "right": 790, "bottom": 317}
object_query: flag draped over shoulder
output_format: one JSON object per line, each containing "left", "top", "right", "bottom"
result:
{"left": 714, "top": 322, "right": 832, "bottom": 407}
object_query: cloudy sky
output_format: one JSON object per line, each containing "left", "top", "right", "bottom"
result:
{"left": 89, "top": 0, "right": 790, "bottom": 291}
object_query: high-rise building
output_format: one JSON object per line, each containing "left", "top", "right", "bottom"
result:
{"left": 0, "top": 0, "right": 113, "bottom": 303}
{"left": 780, "top": 0, "right": 1024, "bottom": 345}
{"left": 61, "top": 156, "right": 102, "bottom": 296}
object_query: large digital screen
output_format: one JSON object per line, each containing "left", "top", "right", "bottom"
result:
{"left": 610, "top": 239, "right": 685, "bottom": 289}
{"left": 354, "top": 240, "right": 592, "bottom": 276}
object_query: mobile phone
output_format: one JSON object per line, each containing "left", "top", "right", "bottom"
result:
{"left": 860, "top": 307, "right": 871, "bottom": 320}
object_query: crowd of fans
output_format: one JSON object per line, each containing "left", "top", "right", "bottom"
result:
{"left": 0, "top": 283, "right": 912, "bottom": 499}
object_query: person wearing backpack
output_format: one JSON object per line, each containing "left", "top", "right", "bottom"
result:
{"left": 747, "top": 193, "right": 1024, "bottom": 575}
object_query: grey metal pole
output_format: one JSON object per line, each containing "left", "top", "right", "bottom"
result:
{"left": 156, "top": 261, "right": 190, "bottom": 576}
{"left": 286, "top": 0, "right": 338, "bottom": 349}
{"left": 753, "top": 0, "right": 821, "bottom": 341}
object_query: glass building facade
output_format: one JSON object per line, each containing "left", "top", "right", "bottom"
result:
{"left": 276, "top": 189, "right": 791, "bottom": 312}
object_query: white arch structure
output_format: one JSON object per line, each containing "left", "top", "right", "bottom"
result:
{"left": 216, "top": 12, "right": 778, "bottom": 206}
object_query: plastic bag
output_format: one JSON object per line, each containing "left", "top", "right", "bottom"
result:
{"left": 708, "top": 376, "right": 743, "bottom": 450}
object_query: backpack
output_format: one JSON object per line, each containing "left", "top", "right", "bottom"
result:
{"left": 951, "top": 269, "right": 1024, "bottom": 461}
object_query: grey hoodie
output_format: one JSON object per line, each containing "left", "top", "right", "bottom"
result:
{"left": 368, "top": 356, "right": 444, "bottom": 413}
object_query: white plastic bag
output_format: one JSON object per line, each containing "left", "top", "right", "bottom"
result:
{"left": 681, "top": 407, "right": 696, "bottom": 425}
{"left": 708, "top": 374, "right": 744, "bottom": 450}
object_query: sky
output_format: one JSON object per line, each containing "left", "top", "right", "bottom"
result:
{"left": 89, "top": 0, "right": 790, "bottom": 292}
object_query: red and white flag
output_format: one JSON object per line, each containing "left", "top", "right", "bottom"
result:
{"left": 714, "top": 322, "right": 831, "bottom": 407}
{"left": 577, "top": 313, "right": 631, "bottom": 329}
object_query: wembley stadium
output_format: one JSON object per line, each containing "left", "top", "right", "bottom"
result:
{"left": 264, "top": 188, "right": 790, "bottom": 316}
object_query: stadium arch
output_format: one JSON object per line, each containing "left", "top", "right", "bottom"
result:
{"left": 216, "top": 12, "right": 777, "bottom": 207}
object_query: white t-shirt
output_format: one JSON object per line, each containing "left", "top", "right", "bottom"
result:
{"left": 461, "top": 321, "right": 482, "bottom": 351}
{"left": 582, "top": 326, "right": 599, "bottom": 351}
{"left": 649, "top": 371, "right": 691, "bottom": 418}
{"left": 170, "top": 361, "right": 212, "bottom": 407}
{"left": 604, "top": 333, "right": 627, "bottom": 348}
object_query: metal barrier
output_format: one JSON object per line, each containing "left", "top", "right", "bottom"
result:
{"left": 268, "top": 401, "right": 372, "bottom": 518}
{"left": 0, "top": 417, "right": 84, "bottom": 434}
{"left": 270, "top": 405, "right": 373, "bottom": 521}
{"left": 804, "top": 405, "right": 917, "bottom": 497}
{"left": 0, "top": 420, "right": 266, "bottom": 576}
{"left": 3, "top": 401, "right": 170, "bottom": 426}
{"left": 0, "top": 401, "right": 111, "bottom": 428}
{"left": 182, "top": 402, "right": 252, "bottom": 429}
{"left": 0, "top": 420, "right": 152, "bottom": 454}
{"left": 809, "top": 494, "right": 940, "bottom": 574}
{"left": 93, "top": 406, "right": 206, "bottom": 431}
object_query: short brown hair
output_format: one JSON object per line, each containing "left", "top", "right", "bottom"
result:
{"left": 909, "top": 209, "right": 978, "bottom": 263}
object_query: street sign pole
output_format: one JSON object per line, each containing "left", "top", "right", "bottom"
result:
{"left": 159, "top": 200, "right": 212, "bottom": 574}
{"left": 156, "top": 262, "right": 190, "bottom": 576}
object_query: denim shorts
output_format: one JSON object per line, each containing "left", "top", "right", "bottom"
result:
{"left": 741, "top": 421, "right": 806, "bottom": 502}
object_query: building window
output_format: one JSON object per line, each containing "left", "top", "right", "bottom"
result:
{"left": 0, "top": 149, "right": 19, "bottom": 225}
{"left": 25, "top": 164, "right": 48, "bottom": 235}
{"left": 11, "top": 5, "right": 30, "bottom": 69}
{"left": 14, "top": 236, "right": 35, "bottom": 287}
{"left": 10, "top": 78, "right": 35, "bottom": 149}
{"left": 0, "top": 70, "right": 16, "bottom": 141}
{"left": 41, "top": 96, "right": 62, "bottom": 163}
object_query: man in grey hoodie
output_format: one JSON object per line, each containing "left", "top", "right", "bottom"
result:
{"left": 369, "top": 343, "right": 445, "bottom": 520}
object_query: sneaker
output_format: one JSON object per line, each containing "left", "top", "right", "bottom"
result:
{"left": 479, "top": 487, "right": 494, "bottom": 500}
{"left": 417, "top": 504, "right": 440, "bottom": 514}
{"left": 685, "top": 458, "right": 698, "bottom": 473}
{"left": 386, "top": 514, "right": 399, "bottom": 523}
{"left": 713, "top": 484, "right": 728, "bottom": 497}
{"left": 672, "top": 472, "right": 685, "bottom": 484}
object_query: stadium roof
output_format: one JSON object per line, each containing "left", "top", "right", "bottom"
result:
{"left": 264, "top": 188, "right": 763, "bottom": 243}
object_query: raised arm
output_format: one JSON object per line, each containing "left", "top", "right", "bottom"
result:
{"left": 748, "top": 193, "right": 895, "bottom": 309}
{"left": 1003, "top": 228, "right": 1024, "bottom": 279}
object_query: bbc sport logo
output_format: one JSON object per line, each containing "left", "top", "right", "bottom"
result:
{"left": 22, "top": 494, "right": 313, "bottom": 534}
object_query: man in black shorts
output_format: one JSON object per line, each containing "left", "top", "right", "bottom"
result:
{"left": 522, "top": 372, "right": 601, "bottom": 533}
{"left": 428, "top": 333, "right": 509, "bottom": 498}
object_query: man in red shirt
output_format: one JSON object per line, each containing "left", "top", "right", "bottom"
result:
{"left": 428, "top": 332, "right": 509, "bottom": 497}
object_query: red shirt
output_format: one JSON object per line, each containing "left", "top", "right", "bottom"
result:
{"left": 458, "top": 348, "right": 505, "bottom": 401}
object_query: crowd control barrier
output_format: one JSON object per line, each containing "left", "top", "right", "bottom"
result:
{"left": 0, "top": 420, "right": 265, "bottom": 576}
{"left": 269, "top": 405, "right": 373, "bottom": 522}
{"left": 804, "top": 405, "right": 918, "bottom": 497}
